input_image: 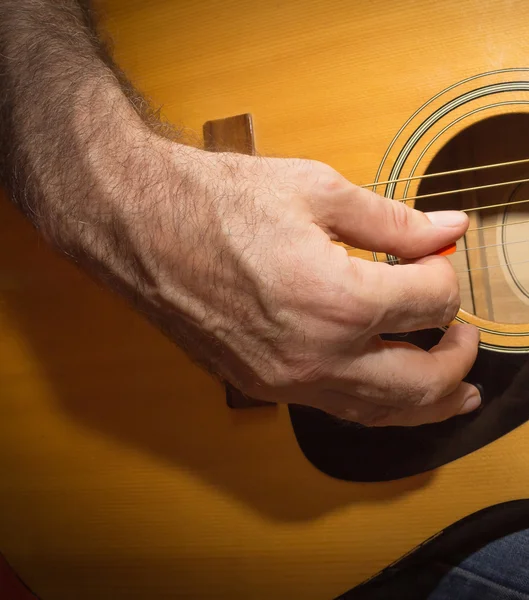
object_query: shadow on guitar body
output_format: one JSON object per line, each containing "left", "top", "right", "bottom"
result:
{"left": 0, "top": 194, "right": 435, "bottom": 523}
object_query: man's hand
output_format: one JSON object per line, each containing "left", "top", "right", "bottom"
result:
{"left": 118, "top": 146, "right": 480, "bottom": 427}
{"left": 0, "top": 0, "right": 480, "bottom": 427}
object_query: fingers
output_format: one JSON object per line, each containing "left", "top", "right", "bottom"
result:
{"left": 352, "top": 253, "right": 461, "bottom": 333}
{"left": 429, "top": 321, "right": 480, "bottom": 374}
{"left": 316, "top": 325, "right": 480, "bottom": 427}
{"left": 316, "top": 183, "right": 468, "bottom": 259}
{"left": 316, "top": 382, "right": 480, "bottom": 427}
{"left": 370, "top": 382, "right": 481, "bottom": 427}
{"left": 385, "top": 324, "right": 480, "bottom": 406}
{"left": 336, "top": 324, "right": 480, "bottom": 408}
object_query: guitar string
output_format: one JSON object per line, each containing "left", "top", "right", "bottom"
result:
{"left": 454, "top": 237, "right": 529, "bottom": 255}
{"left": 360, "top": 157, "right": 529, "bottom": 189}
{"left": 358, "top": 153, "right": 529, "bottom": 210}
{"left": 468, "top": 218, "right": 529, "bottom": 232}
{"left": 456, "top": 258, "right": 529, "bottom": 274}
{"left": 385, "top": 196, "right": 529, "bottom": 214}
{"left": 387, "top": 176, "right": 529, "bottom": 203}
{"left": 355, "top": 158, "right": 529, "bottom": 275}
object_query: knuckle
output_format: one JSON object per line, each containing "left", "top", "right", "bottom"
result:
{"left": 321, "top": 173, "right": 347, "bottom": 195}
{"left": 387, "top": 200, "right": 412, "bottom": 233}
{"left": 441, "top": 273, "right": 461, "bottom": 324}
{"left": 415, "top": 260, "right": 461, "bottom": 327}
{"left": 410, "top": 377, "right": 442, "bottom": 407}
{"left": 302, "top": 159, "right": 347, "bottom": 197}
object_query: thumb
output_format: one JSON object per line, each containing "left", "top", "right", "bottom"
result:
{"left": 317, "top": 184, "right": 468, "bottom": 258}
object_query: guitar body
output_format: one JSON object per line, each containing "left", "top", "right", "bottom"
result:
{"left": 3, "top": 1, "right": 529, "bottom": 598}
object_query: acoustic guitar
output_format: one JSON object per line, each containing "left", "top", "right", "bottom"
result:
{"left": 3, "top": 0, "right": 529, "bottom": 598}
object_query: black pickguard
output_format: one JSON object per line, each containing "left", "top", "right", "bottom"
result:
{"left": 289, "top": 329, "right": 529, "bottom": 482}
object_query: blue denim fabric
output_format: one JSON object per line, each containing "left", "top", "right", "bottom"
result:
{"left": 338, "top": 509, "right": 529, "bottom": 600}
{"left": 427, "top": 529, "right": 529, "bottom": 600}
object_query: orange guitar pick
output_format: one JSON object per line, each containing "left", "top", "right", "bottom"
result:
{"left": 435, "top": 243, "right": 457, "bottom": 256}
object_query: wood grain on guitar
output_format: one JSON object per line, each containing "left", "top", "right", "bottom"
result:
{"left": 3, "top": 1, "right": 529, "bottom": 599}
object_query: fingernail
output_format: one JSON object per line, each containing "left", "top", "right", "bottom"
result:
{"left": 426, "top": 211, "right": 468, "bottom": 228}
{"left": 459, "top": 392, "right": 482, "bottom": 414}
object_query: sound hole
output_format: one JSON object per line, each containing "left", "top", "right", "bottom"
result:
{"left": 415, "top": 113, "right": 529, "bottom": 324}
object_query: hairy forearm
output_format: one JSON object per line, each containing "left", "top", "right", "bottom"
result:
{"left": 0, "top": 0, "right": 169, "bottom": 253}
{"left": 0, "top": 0, "right": 227, "bottom": 371}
